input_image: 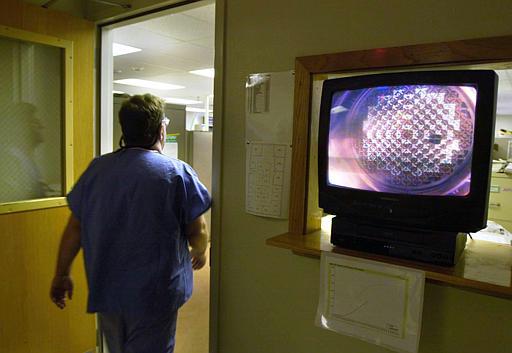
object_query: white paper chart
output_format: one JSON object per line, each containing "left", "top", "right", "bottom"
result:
{"left": 327, "top": 263, "right": 407, "bottom": 337}
{"left": 245, "top": 142, "right": 292, "bottom": 218}
{"left": 245, "top": 71, "right": 294, "bottom": 219}
{"left": 316, "top": 252, "right": 425, "bottom": 353}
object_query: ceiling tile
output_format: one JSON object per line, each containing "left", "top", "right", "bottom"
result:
{"left": 112, "top": 26, "right": 180, "bottom": 50}
{"left": 190, "top": 36, "right": 215, "bottom": 49}
{"left": 138, "top": 13, "right": 214, "bottom": 42}
{"left": 110, "top": 3, "right": 214, "bottom": 104}
{"left": 113, "top": 61, "right": 182, "bottom": 80}
{"left": 182, "top": 4, "right": 215, "bottom": 24}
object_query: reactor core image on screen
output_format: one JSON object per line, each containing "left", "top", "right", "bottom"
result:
{"left": 328, "top": 85, "right": 477, "bottom": 196}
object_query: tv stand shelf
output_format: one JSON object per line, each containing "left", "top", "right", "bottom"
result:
{"left": 266, "top": 230, "right": 512, "bottom": 299}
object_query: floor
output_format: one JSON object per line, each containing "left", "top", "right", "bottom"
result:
{"left": 175, "top": 252, "right": 210, "bottom": 353}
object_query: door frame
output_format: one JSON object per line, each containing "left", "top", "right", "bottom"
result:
{"left": 96, "top": 1, "right": 224, "bottom": 352}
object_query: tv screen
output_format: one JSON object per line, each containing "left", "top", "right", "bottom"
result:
{"left": 318, "top": 70, "right": 498, "bottom": 233}
{"left": 328, "top": 84, "right": 476, "bottom": 196}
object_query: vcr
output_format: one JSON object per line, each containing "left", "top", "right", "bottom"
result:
{"left": 330, "top": 216, "right": 467, "bottom": 266}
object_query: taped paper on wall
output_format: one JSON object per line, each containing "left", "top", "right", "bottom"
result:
{"left": 245, "top": 71, "right": 294, "bottom": 145}
{"left": 163, "top": 139, "right": 178, "bottom": 159}
{"left": 245, "top": 71, "right": 294, "bottom": 219}
{"left": 245, "top": 141, "right": 292, "bottom": 219}
{"left": 316, "top": 252, "right": 425, "bottom": 353}
{"left": 247, "top": 73, "right": 270, "bottom": 114}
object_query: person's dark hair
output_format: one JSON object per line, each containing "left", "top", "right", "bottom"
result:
{"left": 118, "top": 94, "right": 165, "bottom": 148}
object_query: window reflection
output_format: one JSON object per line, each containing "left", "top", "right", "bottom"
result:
{"left": 0, "top": 36, "right": 63, "bottom": 204}
{"left": 1, "top": 103, "right": 48, "bottom": 202}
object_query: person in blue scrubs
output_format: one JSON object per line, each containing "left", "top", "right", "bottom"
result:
{"left": 50, "top": 94, "right": 211, "bottom": 353}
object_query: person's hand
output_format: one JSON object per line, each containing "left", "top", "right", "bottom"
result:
{"left": 50, "top": 275, "right": 73, "bottom": 309}
{"left": 190, "top": 250, "right": 207, "bottom": 270}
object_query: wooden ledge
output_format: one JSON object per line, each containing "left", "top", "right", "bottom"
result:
{"left": 267, "top": 230, "right": 512, "bottom": 299}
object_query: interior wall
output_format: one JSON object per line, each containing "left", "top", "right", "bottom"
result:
{"left": 0, "top": 1, "right": 96, "bottom": 353}
{"left": 218, "top": 1, "right": 512, "bottom": 353}
{"left": 496, "top": 115, "right": 512, "bottom": 134}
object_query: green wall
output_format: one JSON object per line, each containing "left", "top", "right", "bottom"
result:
{"left": 218, "top": 1, "right": 512, "bottom": 352}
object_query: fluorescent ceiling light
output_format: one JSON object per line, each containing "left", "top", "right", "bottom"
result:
{"left": 186, "top": 107, "right": 206, "bottom": 113}
{"left": 189, "top": 68, "right": 215, "bottom": 78}
{"left": 114, "top": 79, "right": 184, "bottom": 90}
{"left": 112, "top": 90, "right": 125, "bottom": 94}
{"left": 113, "top": 43, "right": 142, "bottom": 56}
{"left": 164, "top": 97, "right": 203, "bottom": 105}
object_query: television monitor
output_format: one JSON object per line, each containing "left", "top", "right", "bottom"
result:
{"left": 318, "top": 70, "right": 498, "bottom": 265}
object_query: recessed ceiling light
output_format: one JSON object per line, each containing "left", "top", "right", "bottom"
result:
{"left": 164, "top": 97, "right": 203, "bottom": 105}
{"left": 189, "top": 68, "right": 215, "bottom": 78}
{"left": 113, "top": 79, "right": 184, "bottom": 90}
{"left": 186, "top": 107, "right": 206, "bottom": 113}
{"left": 113, "top": 43, "right": 142, "bottom": 56}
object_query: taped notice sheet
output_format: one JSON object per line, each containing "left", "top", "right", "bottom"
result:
{"left": 245, "top": 71, "right": 294, "bottom": 219}
{"left": 245, "top": 141, "right": 292, "bottom": 218}
{"left": 245, "top": 71, "right": 294, "bottom": 145}
{"left": 316, "top": 252, "right": 425, "bottom": 353}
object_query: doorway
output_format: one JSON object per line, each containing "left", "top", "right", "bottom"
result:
{"left": 99, "top": 2, "right": 215, "bottom": 352}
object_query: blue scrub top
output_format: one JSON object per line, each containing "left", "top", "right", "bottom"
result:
{"left": 67, "top": 148, "right": 211, "bottom": 314}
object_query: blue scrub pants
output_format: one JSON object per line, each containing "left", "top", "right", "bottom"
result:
{"left": 98, "top": 309, "right": 178, "bottom": 353}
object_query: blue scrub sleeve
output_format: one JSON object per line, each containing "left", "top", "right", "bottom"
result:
{"left": 66, "top": 158, "right": 97, "bottom": 221}
{"left": 181, "top": 164, "right": 211, "bottom": 225}
{"left": 67, "top": 177, "right": 85, "bottom": 221}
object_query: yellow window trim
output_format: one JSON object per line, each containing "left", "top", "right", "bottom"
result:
{"left": 0, "top": 26, "right": 74, "bottom": 215}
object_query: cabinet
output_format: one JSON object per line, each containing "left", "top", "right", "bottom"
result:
{"left": 488, "top": 173, "right": 512, "bottom": 232}
{"left": 165, "top": 103, "right": 188, "bottom": 163}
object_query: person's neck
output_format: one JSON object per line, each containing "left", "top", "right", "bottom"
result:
{"left": 124, "top": 145, "right": 161, "bottom": 153}
{"left": 124, "top": 138, "right": 163, "bottom": 153}
{"left": 151, "top": 141, "right": 163, "bottom": 153}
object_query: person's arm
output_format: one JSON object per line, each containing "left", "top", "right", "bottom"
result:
{"left": 186, "top": 215, "right": 209, "bottom": 270}
{"left": 50, "top": 214, "right": 81, "bottom": 309}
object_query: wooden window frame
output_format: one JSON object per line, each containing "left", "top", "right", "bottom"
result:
{"left": 289, "top": 35, "right": 512, "bottom": 235}
{"left": 0, "top": 25, "right": 74, "bottom": 214}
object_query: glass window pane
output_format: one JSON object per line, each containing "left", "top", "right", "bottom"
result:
{"left": 0, "top": 36, "right": 63, "bottom": 203}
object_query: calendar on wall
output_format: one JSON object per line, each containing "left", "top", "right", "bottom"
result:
{"left": 245, "top": 71, "right": 294, "bottom": 219}
{"left": 245, "top": 142, "right": 292, "bottom": 218}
